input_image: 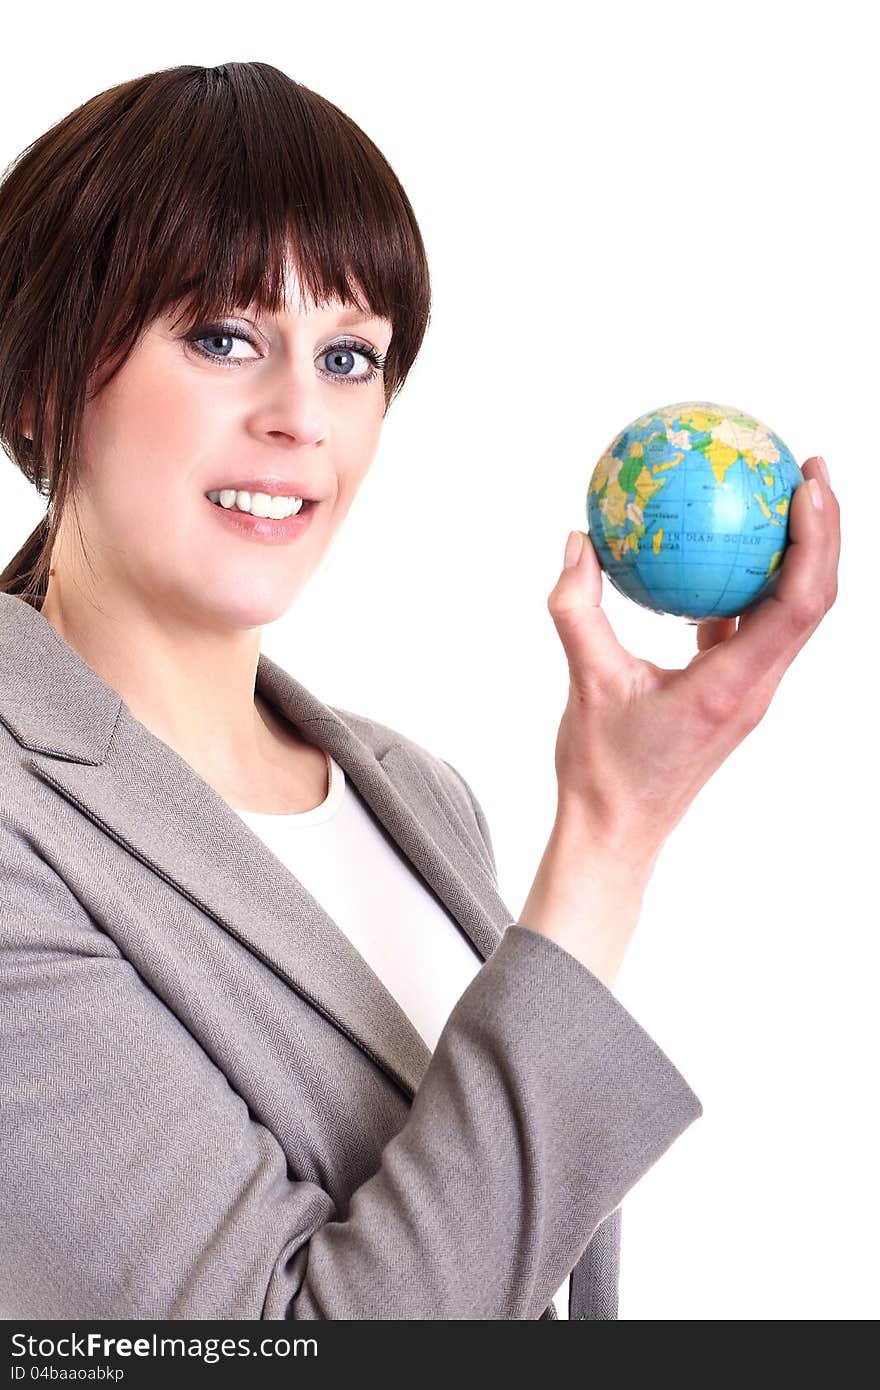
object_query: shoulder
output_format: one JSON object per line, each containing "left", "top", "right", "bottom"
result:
{"left": 327, "top": 703, "right": 466, "bottom": 797}
{"left": 327, "top": 704, "right": 497, "bottom": 880}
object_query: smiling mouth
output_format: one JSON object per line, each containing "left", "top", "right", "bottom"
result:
{"left": 205, "top": 491, "right": 316, "bottom": 519}
{"left": 202, "top": 492, "right": 319, "bottom": 545}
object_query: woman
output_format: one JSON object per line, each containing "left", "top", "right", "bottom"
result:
{"left": 0, "top": 62, "right": 839, "bottom": 1321}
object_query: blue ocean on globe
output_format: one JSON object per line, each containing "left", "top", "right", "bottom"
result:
{"left": 586, "top": 401, "right": 805, "bottom": 621}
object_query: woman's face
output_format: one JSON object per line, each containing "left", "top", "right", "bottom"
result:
{"left": 48, "top": 274, "right": 393, "bottom": 630}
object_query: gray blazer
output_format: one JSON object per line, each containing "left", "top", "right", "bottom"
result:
{"left": 0, "top": 590, "right": 703, "bottom": 1320}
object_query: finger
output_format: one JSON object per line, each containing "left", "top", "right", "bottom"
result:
{"left": 548, "top": 530, "right": 631, "bottom": 690}
{"left": 677, "top": 458, "right": 833, "bottom": 711}
{"left": 694, "top": 617, "right": 738, "bottom": 656}
{"left": 737, "top": 454, "right": 840, "bottom": 649}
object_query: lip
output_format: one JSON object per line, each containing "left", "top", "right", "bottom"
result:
{"left": 204, "top": 495, "right": 318, "bottom": 545}
{"left": 203, "top": 477, "right": 317, "bottom": 500}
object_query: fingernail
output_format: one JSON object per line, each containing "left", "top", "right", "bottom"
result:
{"left": 815, "top": 455, "right": 830, "bottom": 484}
{"left": 809, "top": 478, "right": 824, "bottom": 511}
{"left": 564, "top": 530, "right": 585, "bottom": 568}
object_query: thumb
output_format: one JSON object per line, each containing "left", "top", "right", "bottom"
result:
{"left": 547, "top": 530, "right": 628, "bottom": 688}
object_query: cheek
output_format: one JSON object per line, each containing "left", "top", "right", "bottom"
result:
{"left": 79, "top": 364, "right": 217, "bottom": 521}
{"left": 334, "top": 408, "right": 384, "bottom": 496}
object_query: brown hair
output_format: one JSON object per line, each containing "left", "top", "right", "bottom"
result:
{"left": 0, "top": 62, "right": 432, "bottom": 609}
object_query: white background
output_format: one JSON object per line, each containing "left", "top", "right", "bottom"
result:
{"left": 2, "top": 0, "right": 875, "bottom": 1320}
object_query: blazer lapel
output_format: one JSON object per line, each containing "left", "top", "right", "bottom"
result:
{"left": 0, "top": 593, "right": 509, "bottom": 1106}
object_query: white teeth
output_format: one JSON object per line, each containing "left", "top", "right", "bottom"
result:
{"left": 206, "top": 489, "right": 305, "bottom": 518}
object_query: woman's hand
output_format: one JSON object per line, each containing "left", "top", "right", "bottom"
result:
{"left": 547, "top": 456, "right": 840, "bottom": 864}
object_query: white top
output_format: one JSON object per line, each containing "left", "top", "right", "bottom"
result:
{"left": 231, "top": 749, "right": 570, "bottom": 1318}
{"left": 230, "top": 750, "right": 484, "bottom": 1050}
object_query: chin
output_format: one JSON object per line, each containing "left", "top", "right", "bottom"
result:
{"left": 165, "top": 587, "right": 290, "bottom": 634}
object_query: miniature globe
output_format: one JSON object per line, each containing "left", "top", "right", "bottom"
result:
{"left": 587, "top": 401, "right": 804, "bottom": 621}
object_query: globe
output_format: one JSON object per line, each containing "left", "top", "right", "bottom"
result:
{"left": 586, "top": 401, "right": 804, "bottom": 621}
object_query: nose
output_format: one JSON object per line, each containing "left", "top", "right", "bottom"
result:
{"left": 254, "top": 358, "right": 329, "bottom": 447}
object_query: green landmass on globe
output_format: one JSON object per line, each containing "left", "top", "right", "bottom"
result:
{"left": 587, "top": 401, "right": 804, "bottom": 621}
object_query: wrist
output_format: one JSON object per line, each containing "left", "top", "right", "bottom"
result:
{"left": 518, "top": 811, "right": 660, "bottom": 990}
{"left": 551, "top": 799, "right": 662, "bottom": 891}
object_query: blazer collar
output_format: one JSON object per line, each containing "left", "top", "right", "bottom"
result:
{"left": 0, "top": 591, "right": 510, "bottom": 1102}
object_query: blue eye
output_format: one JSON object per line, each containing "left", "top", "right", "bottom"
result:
{"left": 320, "top": 340, "right": 385, "bottom": 384}
{"left": 185, "top": 323, "right": 386, "bottom": 385}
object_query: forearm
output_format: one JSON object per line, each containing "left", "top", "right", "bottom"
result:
{"left": 517, "top": 812, "right": 660, "bottom": 990}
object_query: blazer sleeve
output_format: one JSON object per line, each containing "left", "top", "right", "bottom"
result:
{"left": 0, "top": 811, "right": 702, "bottom": 1321}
